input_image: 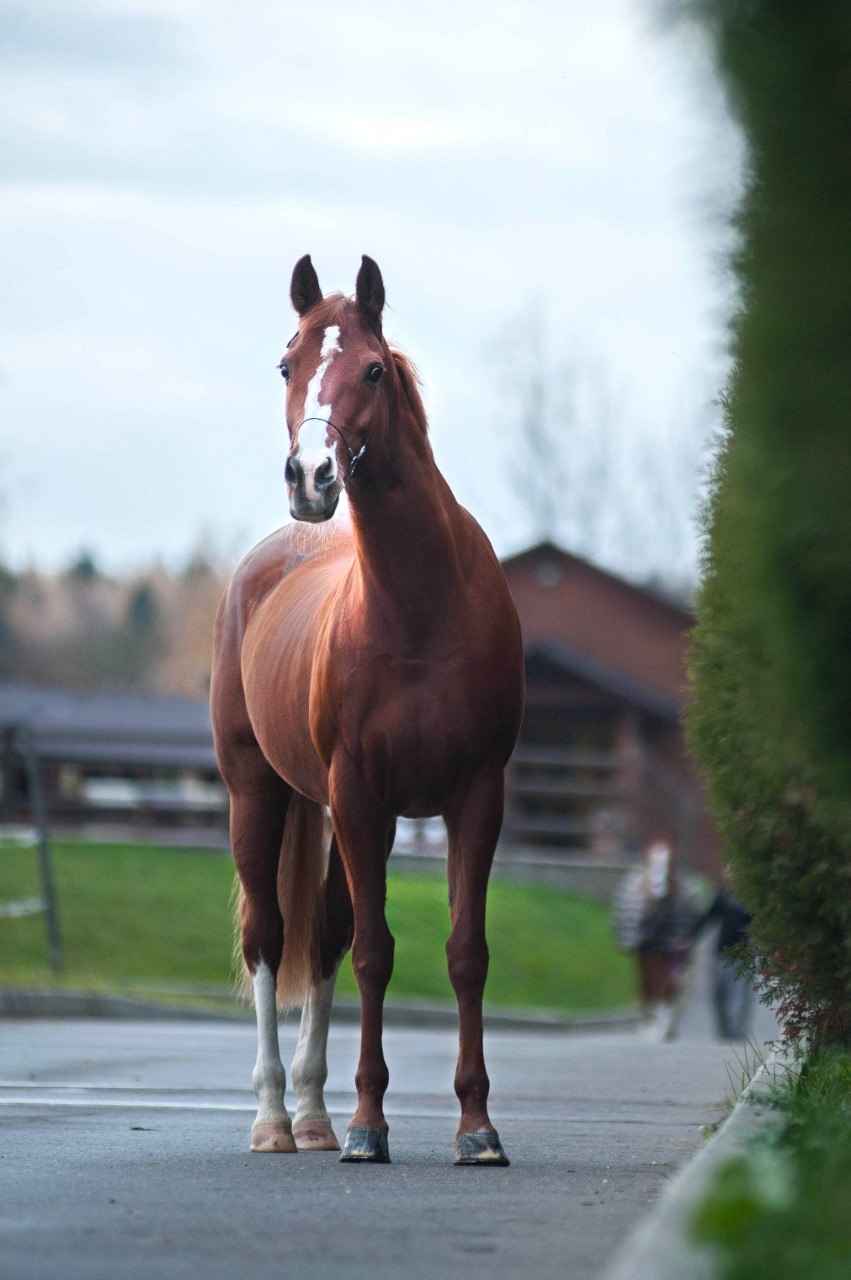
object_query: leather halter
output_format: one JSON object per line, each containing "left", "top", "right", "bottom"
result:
{"left": 295, "top": 417, "right": 369, "bottom": 484}
{"left": 288, "top": 338, "right": 384, "bottom": 486}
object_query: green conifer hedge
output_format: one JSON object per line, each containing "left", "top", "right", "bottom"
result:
{"left": 686, "top": 0, "right": 851, "bottom": 1046}
{"left": 690, "top": 400, "right": 851, "bottom": 1046}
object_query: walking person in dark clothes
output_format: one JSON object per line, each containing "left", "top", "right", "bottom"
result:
{"left": 691, "top": 869, "right": 754, "bottom": 1040}
{"left": 614, "top": 836, "right": 699, "bottom": 1040}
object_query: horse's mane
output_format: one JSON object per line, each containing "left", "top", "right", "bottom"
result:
{"left": 389, "top": 347, "right": 429, "bottom": 437}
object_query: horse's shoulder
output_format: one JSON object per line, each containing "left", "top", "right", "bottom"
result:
{"left": 223, "top": 529, "right": 291, "bottom": 614}
{"left": 453, "top": 507, "right": 518, "bottom": 599}
{"left": 453, "top": 504, "right": 500, "bottom": 562}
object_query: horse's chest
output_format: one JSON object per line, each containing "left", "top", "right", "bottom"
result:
{"left": 325, "top": 653, "right": 491, "bottom": 812}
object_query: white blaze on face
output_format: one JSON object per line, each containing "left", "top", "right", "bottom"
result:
{"left": 293, "top": 325, "right": 341, "bottom": 499}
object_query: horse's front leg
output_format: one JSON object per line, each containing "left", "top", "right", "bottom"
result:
{"left": 330, "top": 783, "right": 395, "bottom": 1164}
{"left": 444, "top": 763, "right": 510, "bottom": 1166}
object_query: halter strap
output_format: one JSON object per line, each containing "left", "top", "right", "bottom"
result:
{"left": 296, "top": 417, "right": 369, "bottom": 484}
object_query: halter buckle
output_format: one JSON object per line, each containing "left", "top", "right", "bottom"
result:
{"left": 348, "top": 444, "right": 367, "bottom": 478}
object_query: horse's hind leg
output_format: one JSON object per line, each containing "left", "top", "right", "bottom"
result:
{"left": 290, "top": 834, "right": 354, "bottom": 1151}
{"left": 444, "top": 764, "right": 510, "bottom": 1167}
{"left": 230, "top": 769, "right": 297, "bottom": 1153}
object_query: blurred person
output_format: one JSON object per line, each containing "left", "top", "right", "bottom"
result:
{"left": 614, "top": 836, "right": 697, "bottom": 1040}
{"left": 689, "top": 867, "right": 754, "bottom": 1041}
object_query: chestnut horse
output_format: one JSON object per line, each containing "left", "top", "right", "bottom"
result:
{"left": 211, "top": 255, "right": 524, "bottom": 1165}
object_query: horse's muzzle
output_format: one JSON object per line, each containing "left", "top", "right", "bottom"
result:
{"left": 288, "top": 491, "right": 341, "bottom": 523}
{"left": 286, "top": 452, "right": 342, "bottom": 522}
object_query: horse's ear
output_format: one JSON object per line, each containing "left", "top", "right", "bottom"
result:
{"left": 291, "top": 255, "right": 322, "bottom": 316}
{"left": 355, "top": 255, "right": 385, "bottom": 329}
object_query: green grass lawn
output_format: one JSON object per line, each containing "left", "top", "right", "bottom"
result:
{"left": 0, "top": 839, "right": 633, "bottom": 1015}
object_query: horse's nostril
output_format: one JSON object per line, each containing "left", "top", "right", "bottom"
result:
{"left": 284, "top": 457, "right": 297, "bottom": 486}
{"left": 315, "top": 458, "right": 335, "bottom": 489}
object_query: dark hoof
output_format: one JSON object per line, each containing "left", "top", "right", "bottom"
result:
{"left": 340, "top": 1127, "right": 391, "bottom": 1163}
{"left": 454, "top": 1130, "right": 510, "bottom": 1166}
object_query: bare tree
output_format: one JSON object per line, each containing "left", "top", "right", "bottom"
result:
{"left": 488, "top": 300, "right": 568, "bottom": 543}
{"left": 488, "top": 301, "right": 712, "bottom": 594}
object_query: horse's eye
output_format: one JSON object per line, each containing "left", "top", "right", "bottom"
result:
{"left": 279, "top": 362, "right": 290, "bottom": 382}
{"left": 365, "top": 363, "right": 384, "bottom": 384}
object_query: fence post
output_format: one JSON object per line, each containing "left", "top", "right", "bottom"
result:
{"left": 17, "top": 724, "right": 64, "bottom": 974}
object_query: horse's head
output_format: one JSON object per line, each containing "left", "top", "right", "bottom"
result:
{"left": 280, "top": 255, "right": 387, "bottom": 523}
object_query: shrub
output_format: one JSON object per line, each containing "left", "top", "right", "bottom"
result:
{"left": 684, "top": 0, "right": 851, "bottom": 1048}
{"left": 685, "top": 0, "right": 851, "bottom": 800}
{"left": 689, "top": 432, "right": 851, "bottom": 1047}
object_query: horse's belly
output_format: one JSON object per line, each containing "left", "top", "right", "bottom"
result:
{"left": 244, "top": 657, "right": 329, "bottom": 804}
{"left": 241, "top": 560, "right": 347, "bottom": 803}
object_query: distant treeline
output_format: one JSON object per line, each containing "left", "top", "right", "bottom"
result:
{"left": 0, "top": 550, "right": 227, "bottom": 698}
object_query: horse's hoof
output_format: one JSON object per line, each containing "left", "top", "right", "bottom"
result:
{"left": 293, "top": 1121, "right": 341, "bottom": 1152}
{"left": 454, "top": 1130, "right": 510, "bottom": 1166}
{"left": 339, "top": 1127, "right": 391, "bottom": 1163}
{"left": 250, "top": 1122, "right": 297, "bottom": 1153}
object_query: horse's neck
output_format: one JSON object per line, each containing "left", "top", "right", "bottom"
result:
{"left": 347, "top": 422, "right": 463, "bottom": 644}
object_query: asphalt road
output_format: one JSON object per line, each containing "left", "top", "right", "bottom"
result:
{"left": 0, "top": 990, "right": 776, "bottom": 1280}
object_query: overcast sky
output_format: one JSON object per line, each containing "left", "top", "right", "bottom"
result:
{"left": 0, "top": 0, "right": 741, "bottom": 581}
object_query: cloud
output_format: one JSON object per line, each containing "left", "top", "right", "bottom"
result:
{"left": 0, "top": 0, "right": 741, "bottom": 576}
{"left": 0, "top": 0, "right": 190, "bottom": 73}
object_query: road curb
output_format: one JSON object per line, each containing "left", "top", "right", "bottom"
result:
{"left": 603, "top": 1046, "right": 798, "bottom": 1280}
{"left": 0, "top": 986, "right": 641, "bottom": 1035}
{"left": 0, "top": 987, "right": 244, "bottom": 1022}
